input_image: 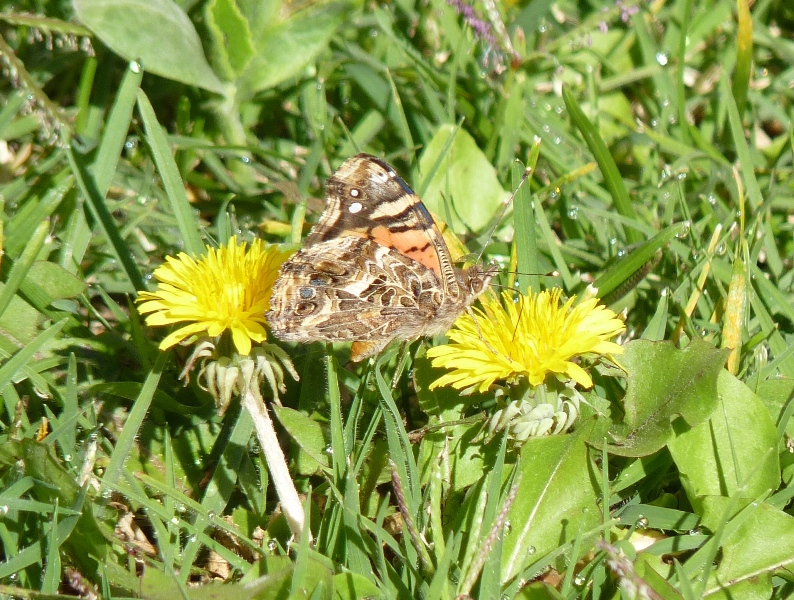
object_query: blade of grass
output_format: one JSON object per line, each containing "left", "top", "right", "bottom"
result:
{"left": 102, "top": 351, "right": 167, "bottom": 487}
{"left": 721, "top": 73, "right": 763, "bottom": 208}
{"left": 91, "top": 60, "right": 143, "bottom": 195}
{"left": 0, "top": 219, "right": 49, "bottom": 319}
{"left": 562, "top": 85, "right": 642, "bottom": 245}
{"left": 66, "top": 144, "right": 146, "bottom": 291}
{"left": 137, "top": 89, "right": 204, "bottom": 257}
{"left": 0, "top": 318, "right": 67, "bottom": 392}
{"left": 732, "top": 0, "right": 753, "bottom": 115}
{"left": 594, "top": 222, "right": 689, "bottom": 302}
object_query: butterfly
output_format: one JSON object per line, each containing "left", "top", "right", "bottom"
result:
{"left": 267, "top": 153, "right": 499, "bottom": 361}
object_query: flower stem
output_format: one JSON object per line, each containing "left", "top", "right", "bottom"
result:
{"left": 241, "top": 389, "right": 308, "bottom": 542}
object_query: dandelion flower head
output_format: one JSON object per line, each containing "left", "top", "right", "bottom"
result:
{"left": 137, "top": 237, "right": 290, "bottom": 355}
{"left": 428, "top": 288, "right": 625, "bottom": 393}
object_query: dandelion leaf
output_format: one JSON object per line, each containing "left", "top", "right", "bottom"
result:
{"left": 608, "top": 339, "right": 728, "bottom": 457}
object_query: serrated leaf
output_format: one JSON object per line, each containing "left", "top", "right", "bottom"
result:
{"left": 419, "top": 124, "right": 509, "bottom": 235}
{"left": 73, "top": 0, "right": 226, "bottom": 94}
{"left": 608, "top": 339, "right": 728, "bottom": 457}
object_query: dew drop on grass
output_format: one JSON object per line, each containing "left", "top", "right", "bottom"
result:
{"left": 130, "top": 60, "right": 142, "bottom": 74}
{"left": 267, "top": 538, "right": 278, "bottom": 552}
{"left": 655, "top": 52, "right": 669, "bottom": 66}
{"left": 635, "top": 515, "right": 649, "bottom": 529}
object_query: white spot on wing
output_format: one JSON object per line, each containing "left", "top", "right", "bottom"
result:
{"left": 349, "top": 201, "right": 363, "bottom": 213}
{"left": 350, "top": 188, "right": 360, "bottom": 197}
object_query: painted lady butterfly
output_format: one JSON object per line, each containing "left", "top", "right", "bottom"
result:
{"left": 267, "top": 153, "right": 498, "bottom": 361}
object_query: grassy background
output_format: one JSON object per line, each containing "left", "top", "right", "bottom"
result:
{"left": 1, "top": 0, "right": 794, "bottom": 598}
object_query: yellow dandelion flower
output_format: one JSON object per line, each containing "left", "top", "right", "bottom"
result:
{"left": 137, "top": 237, "right": 291, "bottom": 356}
{"left": 427, "top": 288, "right": 625, "bottom": 393}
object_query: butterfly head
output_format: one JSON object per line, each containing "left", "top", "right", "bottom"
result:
{"left": 461, "top": 263, "right": 500, "bottom": 299}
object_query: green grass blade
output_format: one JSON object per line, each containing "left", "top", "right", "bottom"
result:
{"left": 137, "top": 89, "right": 204, "bottom": 257}
{"left": 91, "top": 60, "right": 143, "bottom": 196}
{"left": 66, "top": 144, "right": 146, "bottom": 291}
{"left": 562, "top": 85, "right": 642, "bottom": 245}
{"left": 0, "top": 219, "right": 49, "bottom": 319}
{"left": 102, "top": 351, "right": 167, "bottom": 487}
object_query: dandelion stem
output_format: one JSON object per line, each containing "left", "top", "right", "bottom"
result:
{"left": 242, "top": 388, "right": 308, "bottom": 542}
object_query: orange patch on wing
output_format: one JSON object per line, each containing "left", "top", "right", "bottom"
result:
{"left": 370, "top": 225, "right": 442, "bottom": 276}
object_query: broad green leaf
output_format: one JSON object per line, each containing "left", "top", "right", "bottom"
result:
{"left": 755, "top": 377, "right": 794, "bottom": 440}
{"left": 27, "top": 262, "right": 87, "bottom": 301}
{"left": 608, "top": 340, "right": 728, "bottom": 457}
{"left": 0, "top": 288, "right": 42, "bottom": 345}
{"left": 419, "top": 124, "right": 509, "bottom": 235}
{"left": 417, "top": 423, "right": 491, "bottom": 492}
{"left": 669, "top": 371, "right": 779, "bottom": 503}
{"left": 502, "top": 421, "right": 600, "bottom": 582}
{"left": 205, "top": 0, "right": 256, "bottom": 80}
{"left": 239, "top": 2, "right": 350, "bottom": 97}
{"left": 272, "top": 405, "right": 330, "bottom": 474}
{"left": 333, "top": 572, "right": 382, "bottom": 600}
{"left": 73, "top": 0, "right": 226, "bottom": 94}
{"left": 700, "top": 498, "right": 794, "bottom": 599}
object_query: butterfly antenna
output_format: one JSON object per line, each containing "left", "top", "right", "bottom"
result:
{"left": 476, "top": 163, "right": 533, "bottom": 264}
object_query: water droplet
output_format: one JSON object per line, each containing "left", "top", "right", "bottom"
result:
{"left": 188, "top": 533, "right": 198, "bottom": 542}
{"left": 504, "top": 520, "right": 512, "bottom": 534}
{"left": 63, "top": 454, "right": 72, "bottom": 462}
{"left": 207, "top": 511, "right": 216, "bottom": 520}
{"left": 130, "top": 60, "right": 142, "bottom": 73}
{"left": 707, "top": 194, "right": 717, "bottom": 206}
{"left": 655, "top": 52, "right": 669, "bottom": 66}
{"left": 0, "top": 506, "right": 8, "bottom": 515}
{"left": 177, "top": 503, "right": 186, "bottom": 513}
{"left": 567, "top": 205, "right": 579, "bottom": 219}
{"left": 240, "top": 156, "right": 251, "bottom": 164}
{"left": 635, "top": 515, "right": 649, "bottom": 529}
{"left": 574, "top": 574, "right": 586, "bottom": 586}
{"left": 715, "top": 242, "right": 726, "bottom": 256}
{"left": 325, "top": 444, "right": 333, "bottom": 455}
{"left": 170, "top": 516, "right": 179, "bottom": 525}
{"left": 267, "top": 538, "right": 278, "bottom": 552}
{"left": 526, "top": 545, "right": 536, "bottom": 556}
{"left": 676, "top": 171, "right": 687, "bottom": 181}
